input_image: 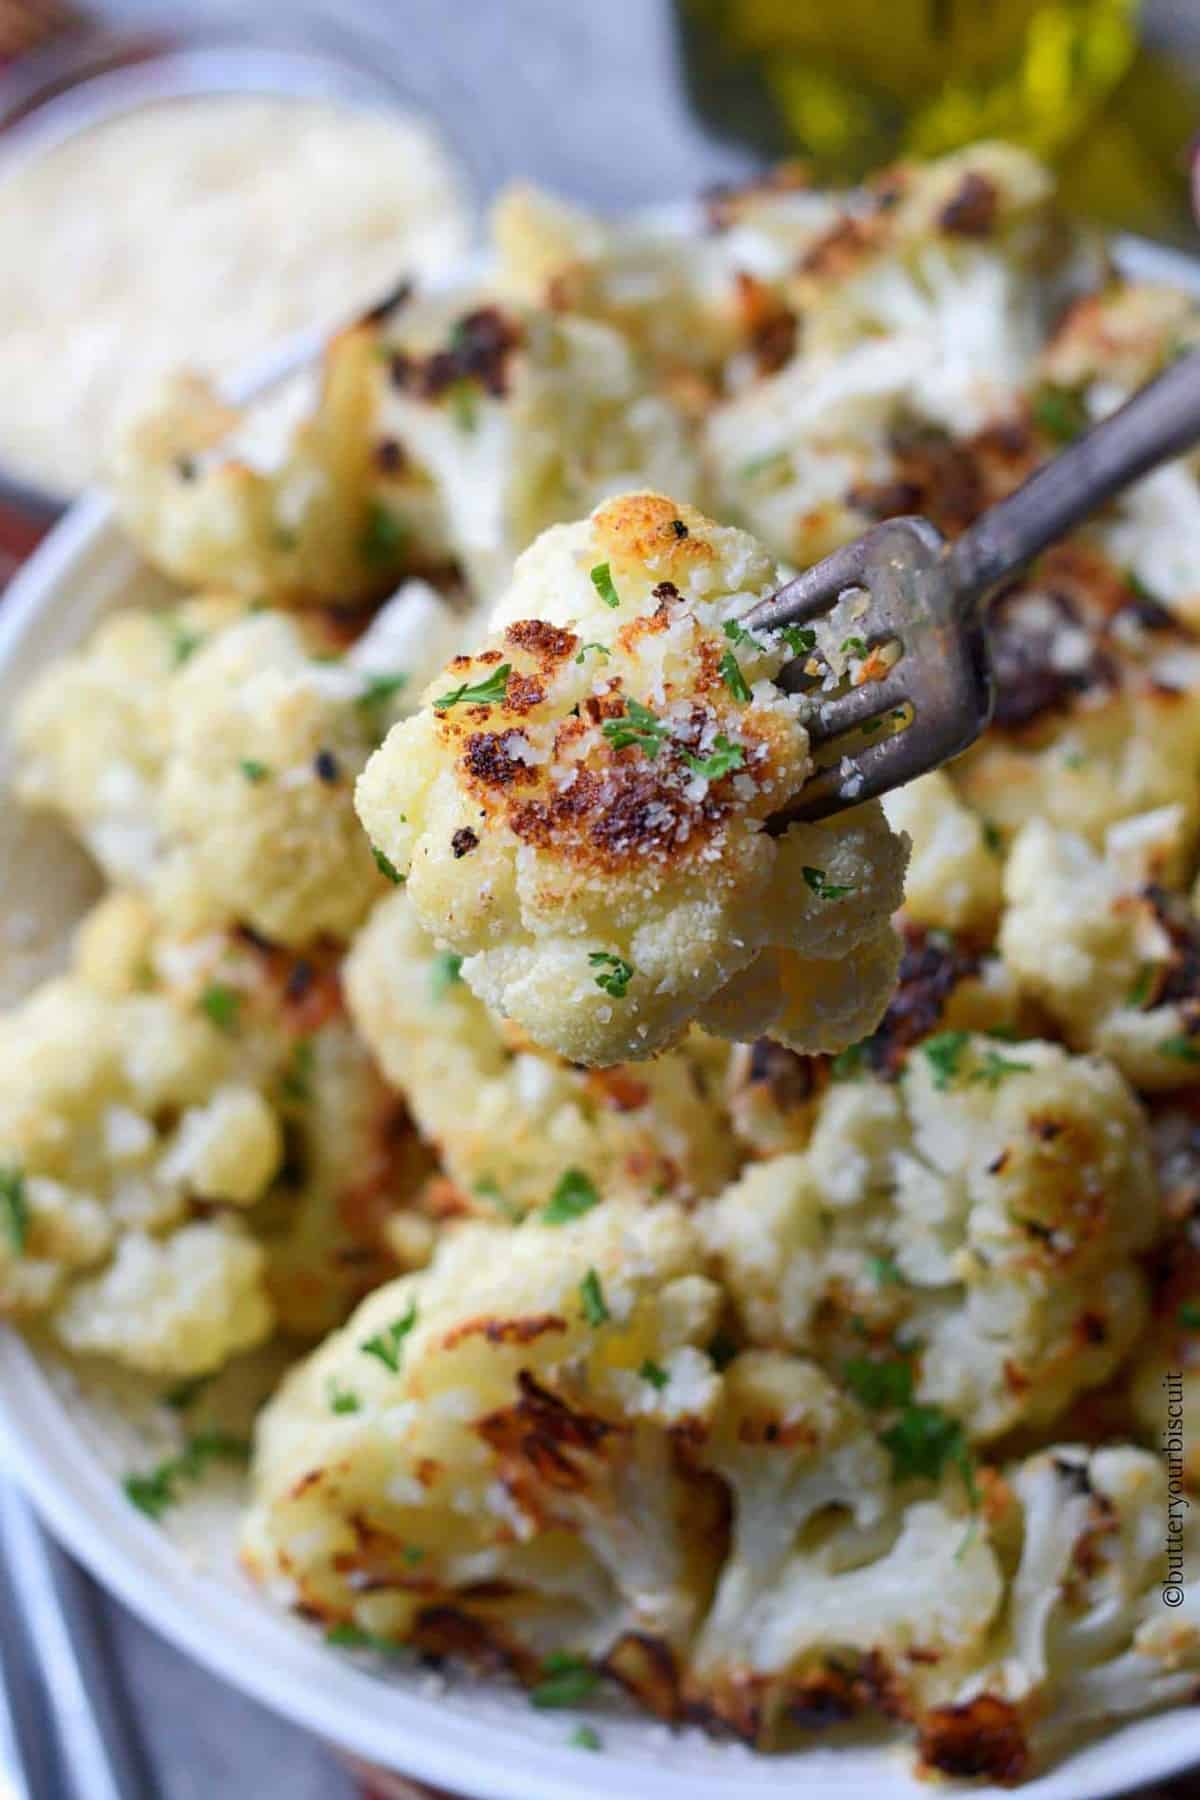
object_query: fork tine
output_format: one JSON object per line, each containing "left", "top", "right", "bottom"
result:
{"left": 802, "top": 670, "right": 909, "bottom": 745}
{"left": 746, "top": 538, "right": 871, "bottom": 633}
{"left": 767, "top": 721, "right": 923, "bottom": 829}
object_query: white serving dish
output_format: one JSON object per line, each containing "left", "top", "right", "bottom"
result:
{"left": 1, "top": 234, "right": 1199, "bottom": 1800}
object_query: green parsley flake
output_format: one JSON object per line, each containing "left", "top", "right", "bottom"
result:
{"left": 778, "top": 625, "right": 816, "bottom": 658}
{"left": 969, "top": 1049, "right": 1034, "bottom": 1089}
{"left": 430, "top": 951, "right": 464, "bottom": 1000}
{"left": 590, "top": 563, "right": 621, "bottom": 609}
{"left": 601, "top": 696, "right": 670, "bottom": 758}
{"left": 474, "top": 1177, "right": 523, "bottom": 1222}
{"left": 360, "top": 1303, "right": 418, "bottom": 1373}
{"left": 579, "top": 1268, "right": 610, "bottom": 1327}
{"left": 1127, "top": 965, "right": 1157, "bottom": 1009}
{"left": 238, "top": 758, "right": 270, "bottom": 784}
{"left": 640, "top": 1359, "right": 670, "bottom": 1390}
{"left": 403, "top": 1545, "right": 426, "bottom": 1565}
{"left": 1032, "top": 382, "right": 1090, "bottom": 445}
{"left": 280, "top": 1040, "right": 315, "bottom": 1105}
{"left": 738, "top": 449, "right": 789, "bottom": 481}
{"left": 198, "top": 984, "right": 241, "bottom": 1034}
{"left": 328, "top": 1380, "right": 361, "bottom": 1415}
{"left": 542, "top": 1168, "right": 601, "bottom": 1224}
{"left": 683, "top": 735, "right": 746, "bottom": 781}
{"left": 356, "top": 672, "right": 408, "bottom": 716}
{"left": 371, "top": 844, "right": 405, "bottom": 884}
{"left": 842, "top": 1356, "right": 914, "bottom": 1411}
{"left": 1161, "top": 1036, "right": 1200, "bottom": 1064}
{"left": 840, "top": 636, "right": 868, "bottom": 659}
{"left": 723, "top": 620, "right": 763, "bottom": 651}
{"left": 830, "top": 1041, "right": 867, "bottom": 1081}
{"left": 882, "top": 1404, "right": 977, "bottom": 1503}
{"left": 360, "top": 501, "right": 408, "bottom": 568}
{"left": 570, "top": 1724, "right": 603, "bottom": 1751}
{"left": 802, "top": 865, "right": 856, "bottom": 901}
{"left": 0, "top": 1165, "right": 28, "bottom": 1255}
{"left": 167, "top": 620, "right": 203, "bottom": 667}
{"left": 982, "top": 821, "right": 1004, "bottom": 856}
{"left": 1178, "top": 1301, "right": 1200, "bottom": 1331}
{"left": 449, "top": 380, "right": 478, "bottom": 433}
{"left": 867, "top": 1254, "right": 904, "bottom": 1288}
{"left": 433, "top": 662, "right": 511, "bottom": 712}
{"left": 530, "top": 1654, "right": 601, "bottom": 1709}
{"left": 325, "top": 1623, "right": 403, "bottom": 1653}
{"left": 122, "top": 1432, "right": 250, "bottom": 1521}
{"left": 922, "top": 1030, "right": 970, "bottom": 1091}
{"left": 574, "top": 641, "right": 610, "bottom": 665}
{"left": 589, "top": 951, "right": 634, "bottom": 998}
{"left": 718, "top": 649, "right": 752, "bottom": 703}
{"left": 162, "top": 1374, "right": 212, "bottom": 1412}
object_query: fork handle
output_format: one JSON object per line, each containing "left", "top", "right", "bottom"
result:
{"left": 949, "top": 347, "right": 1200, "bottom": 604}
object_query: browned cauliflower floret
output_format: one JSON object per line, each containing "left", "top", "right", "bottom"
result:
{"left": 242, "top": 1202, "right": 728, "bottom": 1674}
{"left": 344, "top": 888, "right": 737, "bottom": 1214}
{"left": 356, "top": 494, "right": 908, "bottom": 1065}
{"left": 702, "top": 1036, "right": 1158, "bottom": 1440}
{"left": 1000, "top": 814, "right": 1200, "bottom": 1089}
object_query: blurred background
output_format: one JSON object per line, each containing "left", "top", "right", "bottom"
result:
{"left": 0, "top": 2, "right": 1197, "bottom": 1796}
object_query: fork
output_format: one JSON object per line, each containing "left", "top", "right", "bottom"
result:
{"left": 750, "top": 348, "right": 1200, "bottom": 826}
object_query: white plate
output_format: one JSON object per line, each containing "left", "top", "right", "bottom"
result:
{"left": 2, "top": 237, "right": 1199, "bottom": 1800}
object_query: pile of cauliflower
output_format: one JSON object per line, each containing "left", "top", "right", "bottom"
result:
{"left": 3, "top": 140, "right": 1199, "bottom": 1784}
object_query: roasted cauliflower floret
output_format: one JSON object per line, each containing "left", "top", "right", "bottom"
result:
{"left": 919, "top": 1446, "right": 1200, "bottom": 1782}
{"left": 371, "top": 299, "right": 702, "bottom": 597}
{"left": 703, "top": 1037, "right": 1158, "bottom": 1439}
{"left": 152, "top": 612, "right": 387, "bottom": 946}
{"left": 0, "top": 970, "right": 278, "bottom": 1369}
{"left": 952, "top": 543, "right": 1200, "bottom": 849}
{"left": 687, "top": 1351, "right": 1001, "bottom": 1743}
{"left": 242, "top": 1201, "right": 727, "bottom": 1669}
{"left": 882, "top": 771, "right": 1003, "bottom": 935}
{"left": 344, "top": 888, "right": 737, "bottom": 1213}
{"left": 1000, "top": 815, "right": 1200, "bottom": 1088}
{"left": 356, "top": 494, "right": 908, "bottom": 1065}
{"left": 11, "top": 594, "right": 245, "bottom": 884}
{"left": 110, "top": 323, "right": 446, "bottom": 605}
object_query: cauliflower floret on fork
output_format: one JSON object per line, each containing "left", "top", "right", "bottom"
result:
{"left": 356, "top": 493, "right": 908, "bottom": 1066}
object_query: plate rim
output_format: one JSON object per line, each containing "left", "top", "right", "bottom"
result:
{"left": 2, "top": 228, "right": 1199, "bottom": 1800}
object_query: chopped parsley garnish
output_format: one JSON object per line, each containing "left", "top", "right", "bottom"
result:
{"left": 738, "top": 448, "right": 789, "bottom": 481}
{"left": 1178, "top": 1301, "right": 1200, "bottom": 1331}
{"left": 706, "top": 1328, "right": 738, "bottom": 1371}
{"left": 280, "top": 1040, "right": 315, "bottom": 1105}
{"left": 982, "top": 820, "right": 1004, "bottom": 856}
{"left": 1127, "top": 965, "right": 1157, "bottom": 1009}
{"left": 718, "top": 649, "right": 752, "bottom": 703}
{"left": 328, "top": 1380, "right": 362, "bottom": 1415}
{"left": 360, "top": 1303, "right": 418, "bottom": 1373}
{"left": 198, "top": 984, "right": 241, "bottom": 1034}
{"left": 430, "top": 951, "right": 464, "bottom": 1000}
{"left": 970, "top": 1048, "right": 1034, "bottom": 1088}
{"left": 433, "top": 662, "right": 511, "bottom": 712}
{"left": 579, "top": 1268, "right": 610, "bottom": 1327}
{"left": 359, "top": 500, "right": 408, "bottom": 568}
{"left": 574, "top": 641, "right": 610, "bottom": 664}
{"left": 449, "top": 380, "right": 478, "bottom": 433}
{"left": 842, "top": 1355, "right": 914, "bottom": 1411}
{"left": 723, "top": 619, "right": 764, "bottom": 651}
{"left": 881, "top": 1403, "right": 977, "bottom": 1503}
{"left": 325, "top": 1623, "right": 403, "bottom": 1653}
{"left": 542, "top": 1168, "right": 601, "bottom": 1224}
{"left": 0, "top": 1165, "right": 28, "bottom": 1255}
{"left": 1031, "top": 382, "right": 1089, "bottom": 445}
{"left": 683, "top": 735, "right": 746, "bottom": 781}
{"left": 356, "top": 672, "right": 408, "bottom": 716}
{"left": 601, "top": 696, "right": 670, "bottom": 758}
{"left": 590, "top": 563, "right": 621, "bottom": 609}
{"left": 922, "top": 1030, "right": 970, "bottom": 1091}
{"left": 162, "top": 1374, "right": 213, "bottom": 1413}
{"left": 474, "top": 1176, "right": 523, "bottom": 1222}
{"left": 1161, "top": 1035, "right": 1200, "bottom": 1064}
{"left": 830, "top": 1041, "right": 867, "bottom": 1080}
{"left": 166, "top": 620, "right": 203, "bottom": 667}
{"left": 371, "top": 844, "right": 405, "bottom": 884}
{"left": 639, "top": 1359, "right": 670, "bottom": 1390}
{"left": 802, "top": 865, "right": 855, "bottom": 901}
{"left": 122, "top": 1432, "right": 250, "bottom": 1521}
{"left": 840, "top": 635, "right": 868, "bottom": 658}
{"left": 778, "top": 624, "right": 816, "bottom": 658}
{"left": 570, "top": 1724, "right": 603, "bottom": 1751}
{"left": 867, "top": 1254, "right": 904, "bottom": 1288}
{"left": 403, "top": 1545, "right": 426, "bottom": 1565}
{"left": 589, "top": 951, "right": 634, "bottom": 998}
{"left": 530, "top": 1653, "right": 601, "bottom": 1709}
{"left": 239, "top": 758, "right": 270, "bottom": 783}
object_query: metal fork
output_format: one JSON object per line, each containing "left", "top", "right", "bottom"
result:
{"left": 751, "top": 348, "right": 1200, "bottom": 826}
